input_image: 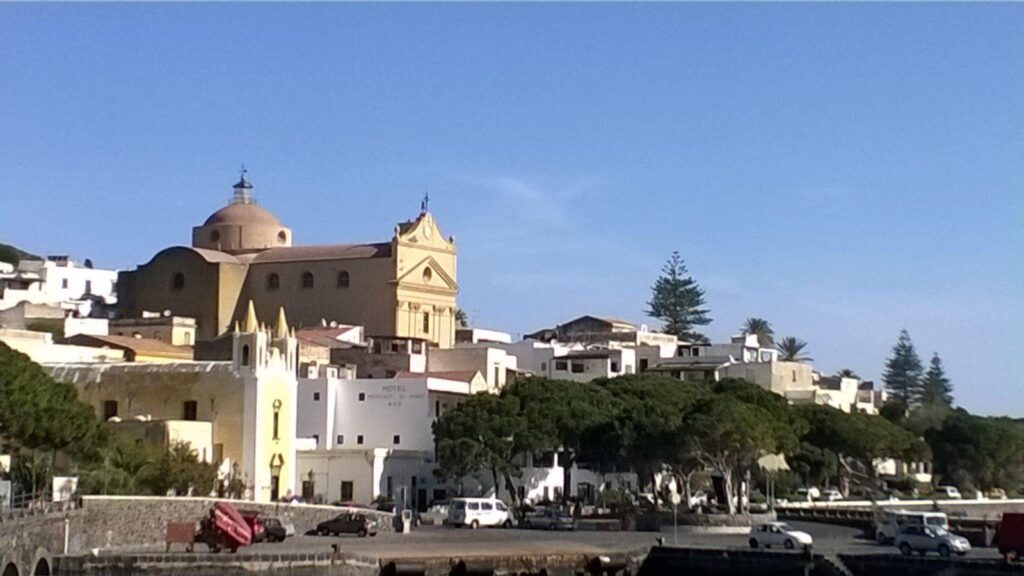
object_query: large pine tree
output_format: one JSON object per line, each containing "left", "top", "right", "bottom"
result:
{"left": 646, "top": 251, "right": 711, "bottom": 342}
{"left": 920, "top": 353, "right": 954, "bottom": 407}
{"left": 882, "top": 330, "right": 924, "bottom": 406}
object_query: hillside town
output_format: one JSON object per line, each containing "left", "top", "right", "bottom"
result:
{"left": 0, "top": 172, "right": 956, "bottom": 515}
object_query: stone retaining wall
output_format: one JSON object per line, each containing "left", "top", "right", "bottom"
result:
{"left": 72, "top": 496, "right": 395, "bottom": 553}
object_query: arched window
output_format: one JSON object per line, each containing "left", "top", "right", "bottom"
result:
{"left": 266, "top": 272, "right": 280, "bottom": 290}
{"left": 241, "top": 344, "right": 250, "bottom": 366}
{"left": 171, "top": 272, "right": 185, "bottom": 291}
{"left": 210, "top": 230, "right": 220, "bottom": 243}
{"left": 301, "top": 271, "right": 314, "bottom": 289}
{"left": 337, "top": 270, "right": 350, "bottom": 288}
{"left": 277, "top": 230, "right": 288, "bottom": 244}
{"left": 422, "top": 267, "right": 433, "bottom": 283}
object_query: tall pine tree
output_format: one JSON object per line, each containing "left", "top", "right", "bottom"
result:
{"left": 882, "top": 330, "right": 924, "bottom": 406}
{"left": 920, "top": 353, "right": 954, "bottom": 407}
{"left": 646, "top": 251, "right": 711, "bottom": 342}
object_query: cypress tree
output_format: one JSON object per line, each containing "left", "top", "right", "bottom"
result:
{"left": 882, "top": 330, "right": 924, "bottom": 406}
{"left": 920, "top": 353, "right": 954, "bottom": 407}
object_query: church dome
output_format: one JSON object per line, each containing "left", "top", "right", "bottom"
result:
{"left": 203, "top": 203, "right": 282, "bottom": 227}
{"left": 191, "top": 170, "right": 293, "bottom": 254}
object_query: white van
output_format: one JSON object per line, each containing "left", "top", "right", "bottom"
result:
{"left": 876, "top": 510, "right": 949, "bottom": 544}
{"left": 447, "top": 498, "right": 513, "bottom": 529}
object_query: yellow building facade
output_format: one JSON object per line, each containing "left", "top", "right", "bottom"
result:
{"left": 45, "top": 303, "right": 299, "bottom": 503}
{"left": 117, "top": 174, "right": 458, "bottom": 347}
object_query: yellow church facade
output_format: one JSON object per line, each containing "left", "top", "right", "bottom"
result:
{"left": 117, "top": 174, "right": 458, "bottom": 347}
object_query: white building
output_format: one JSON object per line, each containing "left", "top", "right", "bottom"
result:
{"left": 0, "top": 255, "right": 117, "bottom": 315}
{"left": 295, "top": 372, "right": 472, "bottom": 508}
{"left": 429, "top": 345, "right": 519, "bottom": 393}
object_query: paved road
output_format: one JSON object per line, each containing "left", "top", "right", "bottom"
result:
{"left": 239, "top": 521, "right": 1002, "bottom": 561}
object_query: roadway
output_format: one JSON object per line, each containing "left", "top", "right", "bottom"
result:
{"left": 235, "top": 521, "right": 1003, "bottom": 561}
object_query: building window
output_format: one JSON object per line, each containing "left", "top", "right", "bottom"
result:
{"left": 277, "top": 230, "right": 288, "bottom": 244}
{"left": 341, "top": 481, "right": 354, "bottom": 501}
{"left": 312, "top": 434, "right": 319, "bottom": 447}
{"left": 555, "top": 360, "right": 567, "bottom": 371}
{"left": 337, "top": 435, "right": 344, "bottom": 445}
{"left": 792, "top": 370, "right": 797, "bottom": 382}
{"left": 337, "top": 270, "right": 350, "bottom": 288}
{"left": 611, "top": 361, "right": 620, "bottom": 372}
{"left": 411, "top": 341, "right": 423, "bottom": 354}
{"left": 84, "top": 280, "right": 92, "bottom": 294}
{"left": 422, "top": 312, "right": 430, "bottom": 333}
{"left": 61, "top": 279, "right": 69, "bottom": 289}
{"left": 183, "top": 332, "right": 192, "bottom": 345}
{"left": 266, "top": 272, "right": 280, "bottom": 291}
{"left": 272, "top": 399, "right": 282, "bottom": 441}
{"left": 301, "top": 271, "right": 314, "bottom": 289}
{"left": 358, "top": 392, "right": 365, "bottom": 401}
{"left": 241, "top": 344, "right": 250, "bottom": 366}
{"left": 313, "top": 392, "right": 321, "bottom": 401}
{"left": 210, "top": 230, "right": 220, "bottom": 242}
{"left": 102, "top": 400, "right": 118, "bottom": 421}
{"left": 372, "top": 341, "right": 382, "bottom": 354}
{"left": 386, "top": 476, "right": 394, "bottom": 499}
{"left": 435, "top": 400, "right": 441, "bottom": 417}
{"left": 357, "top": 435, "right": 364, "bottom": 445}
{"left": 183, "top": 400, "right": 198, "bottom": 421}
{"left": 571, "top": 362, "right": 585, "bottom": 374}
{"left": 422, "top": 267, "right": 433, "bottom": 283}
{"left": 393, "top": 435, "right": 401, "bottom": 445}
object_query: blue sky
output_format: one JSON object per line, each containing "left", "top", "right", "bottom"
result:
{"left": 1, "top": 4, "right": 1021, "bottom": 415}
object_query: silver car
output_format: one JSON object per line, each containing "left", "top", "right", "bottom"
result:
{"left": 895, "top": 525, "right": 971, "bottom": 557}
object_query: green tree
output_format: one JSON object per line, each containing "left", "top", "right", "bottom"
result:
{"left": 140, "top": 442, "right": 219, "bottom": 496}
{"left": 505, "top": 378, "right": 613, "bottom": 505}
{"left": 776, "top": 337, "right": 812, "bottom": 362}
{"left": 836, "top": 369, "right": 859, "bottom": 379}
{"left": 742, "top": 318, "right": 774, "bottom": 346}
{"left": 925, "top": 411, "right": 1024, "bottom": 492}
{"left": 432, "top": 392, "right": 535, "bottom": 506}
{"left": 646, "top": 251, "right": 711, "bottom": 342}
{"left": 883, "top": 330, "right": 924, "bottom": 406}
{"left": 920, "top": 353, "right": 953, "bottom": 408}
{"left": 455, "top": 308, "right": 469, "bottom": 328}
{"left": 593, "top": 374, "right": 710, "bottom": 507}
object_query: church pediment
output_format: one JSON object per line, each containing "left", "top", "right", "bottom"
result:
{"left": 395, "top": 255, "right": 458, "bottom": 292}
{"left": 395, "top": 212, "right": 455, "bottom": 251}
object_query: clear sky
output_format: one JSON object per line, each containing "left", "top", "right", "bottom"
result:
{"left": 1, "top": 3, "right": 1021, "bottom": 415}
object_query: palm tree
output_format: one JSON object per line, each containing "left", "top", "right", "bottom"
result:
{"left": 835, "top": 368, "right": 859, "bottom": 379}
{"left": 741, "top": 317, "right": 775, "bottom": 346}
{"left": 777, "top": 337, "right": 812, "bottom": 362}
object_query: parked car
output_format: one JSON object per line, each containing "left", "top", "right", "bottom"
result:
{"left": 688, "top": 490, "right": 708, "bottom": 508}
{"left": 448, "top": 497, "right": 513, "bottom": 529}
{"left": 749, "top": 522, "right": 813, "bottom": 551}
{"left": 895, "top": 525, "right": 970, "bottom": 557}
{"left": 316, "top": 512, "right": 379, "bottom": 537}
{"left": 794, "top": 487, "right": 821, "bottom": 502}
{"left": 875, "top": 510, "right": 949, "bottom": 545}
{"left": 818, "top": 489, "right": 844, "bottom": 502}
{"left": 522, "top": 509, "right": 575, "bottom": 531}
{"left": 259, "top": 516, "right": 288, "bottom": 543}
{"left": 934, "top": 485, "right": 962, "bottom": 500}
{"left": 996, "top": 512, "right": 1024, "bottom": 561}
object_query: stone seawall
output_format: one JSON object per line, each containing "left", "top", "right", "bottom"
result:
{"left": 72, "top": 496, "right": 395, "bottom": 552}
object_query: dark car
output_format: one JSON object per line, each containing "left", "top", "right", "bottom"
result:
{"left": 523, "top": 509, "right": 575, "bottom": 531}
{"left": 260, "top": 516, "right": 288, "bottom": 543}
{"left": 316, "top": 512, "right": 379, "bottom": 537}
